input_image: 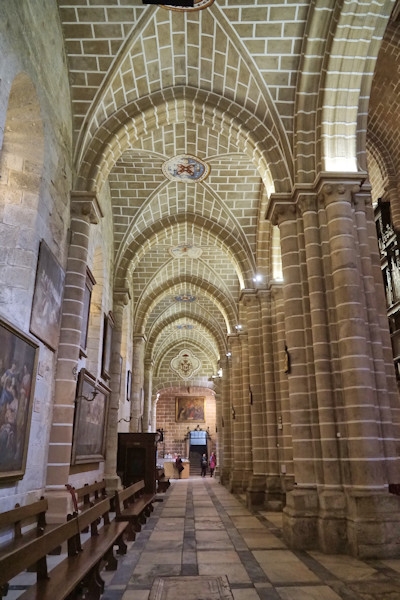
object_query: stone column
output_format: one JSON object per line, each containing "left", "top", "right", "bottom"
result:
{"left": 320, "top": 181, "right": 400, "bottom": 557}
{"left": 143, "top": 359, "right": 154, "bottom": 432}
{"left": 271, "top": 202, "right": 319, "bottom": 549}
{"left": 260, "top": 287, "right": 286, "bottom": 509}
{"left": 229, "top": 333, "right": 245, "bottom": 493}
{"left": 245, "top": 291, "right": 268, "bottom": 509}
{"left": 220, "top": 352, "right": 232, "bottom": 485}
{"left": 298, "top": 194, "right": 345, "bottom": 552}
{"left": 45, "top": 192, "right": 102, "bottom": 521}
{"left": 130, "top": 334, "right": 146, "bottom": 432}
{"left": 238, "top": 322, "right": 252, "bottom": 490}
{"left": 104, "top": 288, "right": 130, "bottom": 493}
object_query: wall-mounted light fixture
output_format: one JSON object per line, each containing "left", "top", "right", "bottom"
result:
{"left": 234, "top": 324, "right": 242, "bottom": 331}
{"left": 76, "top": 389, "right": 98, "bottom": 403}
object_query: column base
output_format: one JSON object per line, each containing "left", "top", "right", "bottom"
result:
{"left": 104, "top": 473, "right": 122, "bottom": 494}
{"left": 246, "top": 475, "right": 266, "bottom": 509}
{"left": 282, "top": 488, "right": 319, "bottom": 550}
{"left": 219, "top": 466, "right": 231, "bottom": 486}
{"left": 45, "top": 490, "right": 75, "bottom": 524}
{"left": 229, "top": 469, "right": 245, "bottom": 493}
{"left": 317, "top": 490, "right": 347, "bottom": 554}
{"left": 346, "top": 491, "right": 400, "bottom": 558}
{"left": 265, "top": 474, "right": 287, "bottom": 511}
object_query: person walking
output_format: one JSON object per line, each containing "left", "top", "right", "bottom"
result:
{"left": 200, "top": 453, "right": 208, "bottom": 477}
{"left": 209, "top": 451, "right": 216, "bottom": 477}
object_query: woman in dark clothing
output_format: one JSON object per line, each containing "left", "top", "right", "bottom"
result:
{"left": 200, "top": 453, "right": 208, "bottom": 477}
{"left": 175, "top": 454, "right": 184, "bottom": 478}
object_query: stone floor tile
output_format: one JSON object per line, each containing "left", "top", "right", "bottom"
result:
{"left": 307, "top": 551, "right": 378, "bottom": 581}
{"left": 252, "top": 550, "right": 320, "bottom": 584}
{"left": 232, "top": 587, "right": 261, "bottom": 600}
{"left": 197, "top": 550, "right": 242, "bottom": 564}
{"left": 198, "top": 563, "right": 251, "bottom": 584}
{"left": 276, "top": 586, "right": 342, "bottom": 600}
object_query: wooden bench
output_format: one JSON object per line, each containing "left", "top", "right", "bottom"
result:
{"left": 0, "top": 497, "right": 61, "bottom": 599}
{"left": 114, "top": 479, "right": 155, "bottom": 541}
{"left": 0, "top": 497, "right": 128, "bottom": 600}
{"left": 156, "top": 468, "right": 170, "bottom": 493}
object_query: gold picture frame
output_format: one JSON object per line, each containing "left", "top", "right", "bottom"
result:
{"left": 175, "top": 396, "right": 205, "bottom": 423}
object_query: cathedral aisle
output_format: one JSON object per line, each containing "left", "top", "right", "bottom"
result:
{"left": 101, "top": 478, "right": 400, "bottom": 600}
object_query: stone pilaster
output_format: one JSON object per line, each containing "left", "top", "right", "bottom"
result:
{"left": 104, "top": 288, "right": 130, "bottom": 493}
{"left": 220, "top": 352, "right": 232, "bottom": 485}
{"left": 130, "top": 334, "right": 146, "bottom": 432}
{"left": 298, "top": 193, "right": 346, "bottom": 552}
{"left": 228, "top": 333, "right": 245, "bottom": 493}
{"left": 271, "top": 201, "right": 319, "bottom": 549}
{"left": 45, "top": 192, "right": 103, "bottom": 521}
{"left": 261, "top": 287, "right": 286, "bottom": 510}
{"left": 143, "top": 359, "right": 154, "bottom": 433}
{"left": 244, "top": 291, "right": 267, "bottom": 509}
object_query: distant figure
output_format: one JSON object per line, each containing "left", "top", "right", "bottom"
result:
{"left": 175, "top": 454, "right": 184, "bottom": 478}
{"left": 209, "top": 452, "right": 216, "bottom": 477}
{"left": 200, "top": 453, "right": 208, "bottom": 477}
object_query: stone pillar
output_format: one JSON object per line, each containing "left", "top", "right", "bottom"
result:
{"left": 244, "top": 291, "right": 268, "bottom": 509}
{"left": 45, "top": 192, "right": 102, "bottom": 521}
{"left": 238, "top": 319, "right": 252, "bottom": 490}
{"left": 130, "top": 334, "right": 146, "bottom": 432}
{"left": 260, "top": 287, "right": 286, "bottom": 510}
{"left": 229, "top": 333, "right": 245, "bottom": 493}
{"left": 104, "top": 288, "right": 130, "bottom": 493}
{"left": 298, "top": 194, "right": 345, "bottom": 552}
{"left": 319, "top": 181, "right": 400, "bottom": 557}
{"left": 143, "top": 359, "right": 153, "bottom": 432}
{"left": 220, "top": 352, "right": 232, "bottom": 485}
{"left": 271, "top": 203, "right": 319, "bottom": 549}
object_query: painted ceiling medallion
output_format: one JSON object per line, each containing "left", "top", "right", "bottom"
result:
{"left": 175, "top": 294, "right": 196, "bottom": 302}
{"left": 161, "top": 0, "right": 215, "bottom": 12}
{"left": 169, "top": 243, "right": 203, "bottom": 259}
{"left": 162, "top": 154, "right": 210, "bottom": 182}
{"left": 171, "top": 349, "right": 201, "bottom": 380}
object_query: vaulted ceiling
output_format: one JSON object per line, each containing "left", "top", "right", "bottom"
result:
{"left": 56, "top": 0, "right": 400, "bottom": 389}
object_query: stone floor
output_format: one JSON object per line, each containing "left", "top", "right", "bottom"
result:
{"left": 7, "top": 477, "right": 400, "bottom": 600}
{"left": 101, "top": 477, "right": 400, "bottom": 600}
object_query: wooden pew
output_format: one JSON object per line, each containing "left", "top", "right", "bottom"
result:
{"left": 114, "top": 479, "right": 155, "bottom": 541}
{"left": 0, "top": 497, "right": 128, "bottom": 600}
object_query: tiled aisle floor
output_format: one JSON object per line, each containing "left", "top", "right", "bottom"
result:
{"left": 102, "top": 477, "right": 400, "bottom": 600}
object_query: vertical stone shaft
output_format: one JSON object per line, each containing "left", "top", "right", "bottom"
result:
{"left": 322, "top": 183, "right": 385, "bottom": 488}
{"left": 277, "top": 205, "right": 317, "bottom": 487}
{"left": 104, "top": 289, "right": 129, "bottom": 491}
{"left": 144, "top": 359, "right": 154, "bottom": 433}
{"left": 299, "top": 195, "right": 341, "bottom": 488}
{"left": 220, "top": 352, "right": 232, "bottom": 485}
{"left": 130, "top": 334, "right": 146, "bottom": 432}
{"left": 46, "top": 193, "right": 101, "bottom": 519}
{"left": 229, "top": 333, "right": 245, "bottom": 492}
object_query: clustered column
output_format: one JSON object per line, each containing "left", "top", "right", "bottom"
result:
{"left": 45, "top": 192, "right": 102, "bottom": 520}
{"left": 104, "top": 288, "right": 130, "bottom": 492}
{"left": 130, "top": 334, "right": 146, "bottom": 431}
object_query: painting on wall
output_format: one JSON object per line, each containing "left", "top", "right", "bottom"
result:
{"left": 175, "top": 396, "right": 205, "bottom": 423}
{"left": 30, "top": 240, "right": 65, "bottom": 351}
{"left": 71, "top": 369, "right": 109, "bottom": 464}
{"left": 101, "top": 312, "right": 114, "bottom": 380}
{"left": 0, "top": 318, "right": 38, "bottom": 481}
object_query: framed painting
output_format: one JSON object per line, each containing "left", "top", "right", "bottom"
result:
{"left": 101, "top": 311, "right": 114, "bottom": 380}
{"left": 0, "top": 318, "right": 38, "bottom": 481}
{"left": 71, "top": 369, "right": 109, "bottom": 465}
{"left": 80, "top": 267, "right": 96, "bottom": 354}
{"left": 30, "top": 240, "right": 65, "bottom": 351}
{"left": 126, "top": 369, "right": 132, "bottom": 402}
{"left": 175, "top": 396, "right": 205, "bottom": 423}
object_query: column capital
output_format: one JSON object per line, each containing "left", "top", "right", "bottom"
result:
{"left": 71, "top": 191, "right": 103, "bottom": 224}
{"left": 133, "top": 333, "right": 147, "bottom": 344}
{"left": 114, "top": 288, "right": 131, "bottom": 306}
{"left": 267, "top": 201, "right": 297, "bottom": 227}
